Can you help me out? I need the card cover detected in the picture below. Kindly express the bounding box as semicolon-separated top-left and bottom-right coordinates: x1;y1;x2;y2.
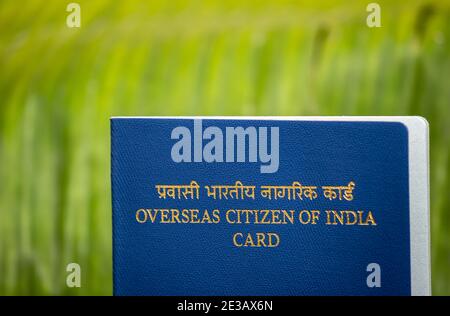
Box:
111;117;430;296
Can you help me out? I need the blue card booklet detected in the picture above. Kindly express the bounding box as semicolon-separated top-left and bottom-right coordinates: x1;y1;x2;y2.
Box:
111;117;430;296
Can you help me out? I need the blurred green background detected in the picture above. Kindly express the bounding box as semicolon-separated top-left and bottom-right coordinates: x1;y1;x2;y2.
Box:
0;0;449;295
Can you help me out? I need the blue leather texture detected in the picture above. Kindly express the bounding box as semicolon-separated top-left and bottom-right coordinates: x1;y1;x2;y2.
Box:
111;118;410;295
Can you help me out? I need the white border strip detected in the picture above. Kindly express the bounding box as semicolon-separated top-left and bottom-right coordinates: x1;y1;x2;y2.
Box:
111;116;431;295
